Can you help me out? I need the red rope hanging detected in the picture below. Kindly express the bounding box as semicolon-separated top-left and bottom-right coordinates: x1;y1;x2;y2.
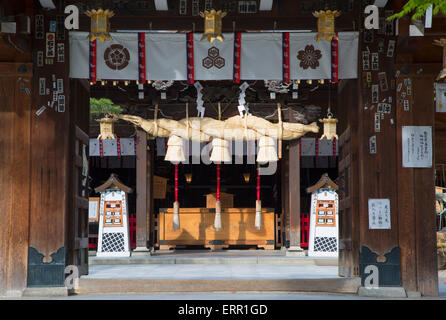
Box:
175;163;179;202
256;167;261;201
216;164;221;201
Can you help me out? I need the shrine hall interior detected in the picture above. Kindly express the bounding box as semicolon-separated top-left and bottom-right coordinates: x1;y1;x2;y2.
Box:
88;80;339;250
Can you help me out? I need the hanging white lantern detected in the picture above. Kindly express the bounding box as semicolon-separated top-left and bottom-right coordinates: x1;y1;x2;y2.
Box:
319;113;338;141
164;135;185;164
256;136;278;164
210;138;231;163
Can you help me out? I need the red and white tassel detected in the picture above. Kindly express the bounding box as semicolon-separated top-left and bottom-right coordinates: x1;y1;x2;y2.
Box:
173;163;180;230
255;167;262;230
214;164;222;231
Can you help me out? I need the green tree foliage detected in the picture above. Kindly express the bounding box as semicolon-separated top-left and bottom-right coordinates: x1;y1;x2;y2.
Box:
90;98;122;120
388;0;446;20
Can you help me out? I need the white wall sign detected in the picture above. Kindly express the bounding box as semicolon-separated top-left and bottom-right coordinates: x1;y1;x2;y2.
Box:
402;126;432;168
368;198;391;229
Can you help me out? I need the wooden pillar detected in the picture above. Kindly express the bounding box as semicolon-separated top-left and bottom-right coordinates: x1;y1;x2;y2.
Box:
288;139;302;251
287;109;302;252
134;129;151;253
396;65;439;296
0;63;32;296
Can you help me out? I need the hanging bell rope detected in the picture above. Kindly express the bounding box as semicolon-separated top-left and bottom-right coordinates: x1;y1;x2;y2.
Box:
173;163;180;230
277;103;283;159
255;165;262;230
214;103;223;231
154;104;159;137
215;163;222;231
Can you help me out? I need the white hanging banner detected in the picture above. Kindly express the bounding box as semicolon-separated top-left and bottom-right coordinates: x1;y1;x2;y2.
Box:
146;33;187;80
120;138;136;156
193;33;234;80
338;32;359;79
290;32;331;80
301;138;316;156
69;32;358;81
240;33;283;80
96;33;139;80
69;32;90;79
89;139;101;156
102;139;118;156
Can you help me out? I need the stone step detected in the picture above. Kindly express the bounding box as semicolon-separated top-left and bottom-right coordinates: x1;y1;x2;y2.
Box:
75;277;360;295
88;256;338;266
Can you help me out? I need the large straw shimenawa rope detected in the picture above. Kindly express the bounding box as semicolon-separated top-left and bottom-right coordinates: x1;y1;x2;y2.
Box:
117;114;319;142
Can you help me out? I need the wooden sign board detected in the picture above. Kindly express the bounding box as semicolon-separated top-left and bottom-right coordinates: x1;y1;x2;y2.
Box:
153;175;168;199
88;197;100;222
402;126;432;168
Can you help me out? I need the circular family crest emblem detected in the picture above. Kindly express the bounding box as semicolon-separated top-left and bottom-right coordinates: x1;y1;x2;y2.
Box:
297;45;322;70
104;44;130;70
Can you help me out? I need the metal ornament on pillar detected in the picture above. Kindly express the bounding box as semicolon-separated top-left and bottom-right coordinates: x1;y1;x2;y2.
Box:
256;136;279;164
85;8;115;42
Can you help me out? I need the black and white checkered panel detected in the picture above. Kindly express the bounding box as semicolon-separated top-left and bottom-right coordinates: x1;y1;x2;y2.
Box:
101;232;125;252
314;236;337;252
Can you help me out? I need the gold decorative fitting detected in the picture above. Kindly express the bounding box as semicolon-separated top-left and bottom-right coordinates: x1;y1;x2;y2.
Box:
319;113;338;141
243;172;250;183
199;9;227;43
97;117;116;140
85;8;115;42
185;173;192;184
313;10;341;42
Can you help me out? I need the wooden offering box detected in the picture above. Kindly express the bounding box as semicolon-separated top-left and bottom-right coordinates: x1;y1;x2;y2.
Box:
158;208;275;250
205;192;234;208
